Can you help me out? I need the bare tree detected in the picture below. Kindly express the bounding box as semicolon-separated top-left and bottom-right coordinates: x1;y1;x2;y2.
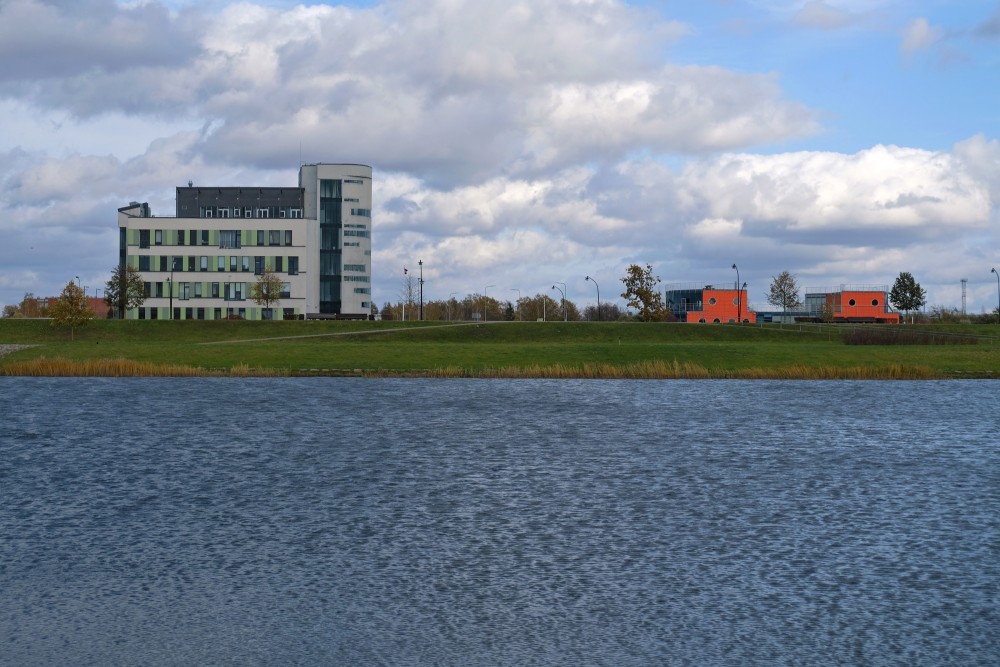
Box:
767;271;801;322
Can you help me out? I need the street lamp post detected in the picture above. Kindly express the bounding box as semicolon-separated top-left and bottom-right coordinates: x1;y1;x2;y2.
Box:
511;288;521;320
992;268;1000;325
585;276;600;321
741;282;747;323
551;283;567;321
418;260;424;321
732;264;740;323
484;284;495;322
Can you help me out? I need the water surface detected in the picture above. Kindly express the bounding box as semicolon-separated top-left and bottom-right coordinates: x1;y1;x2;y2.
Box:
2;378;998;666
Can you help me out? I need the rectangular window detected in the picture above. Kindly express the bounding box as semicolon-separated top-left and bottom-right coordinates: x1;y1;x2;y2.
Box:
185;307;193;320
269;230;280;245
350;208;371;217
184;256;193;272
241;256;250;272
284;230;292;246
256;208;269;218
214;308;222;320
344;178;364;184
288;256;299;275
201;229;210;246
143;282;151;297
254;256;264;275
289;208;302;219
212;282;219;298
189;230;197;245
280;282;291;299
344;264;366;272
279;210;286;219
230;256;237;272
139;255;151;271
200;256;208;272
159;256;167;271
320;179;341;198
219;230;241;248
257;230;265;246
177;230;185;246
139;230;150;248
204;209;213;218
275;256;283;273
218;208;229;218
217;256;225;271
194;283;202;298
155;282;164;298
197;308;205;320
284;308;295;320
154;230;163;246
181;283;190;301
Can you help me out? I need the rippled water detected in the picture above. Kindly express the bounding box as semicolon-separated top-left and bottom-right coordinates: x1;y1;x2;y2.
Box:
1;378;998;666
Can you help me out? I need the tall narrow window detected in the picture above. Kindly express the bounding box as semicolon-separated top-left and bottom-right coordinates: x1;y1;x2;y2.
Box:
288;256;299;275
284;230;292;246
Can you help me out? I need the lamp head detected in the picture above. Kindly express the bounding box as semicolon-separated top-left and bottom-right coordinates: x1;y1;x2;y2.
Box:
731;263;737;270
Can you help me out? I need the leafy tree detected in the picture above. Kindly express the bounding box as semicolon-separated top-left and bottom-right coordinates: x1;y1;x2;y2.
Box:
49;281;94;340
104;264;145;319
767;271;801;319
620;263;664;321
250;268;284;317
889;271;927;323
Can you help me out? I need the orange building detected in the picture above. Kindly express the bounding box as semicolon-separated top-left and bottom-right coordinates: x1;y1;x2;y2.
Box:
806;288;899;323
665;285;756;323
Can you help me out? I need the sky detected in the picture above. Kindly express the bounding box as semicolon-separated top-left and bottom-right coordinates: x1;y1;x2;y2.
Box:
1;0;999;314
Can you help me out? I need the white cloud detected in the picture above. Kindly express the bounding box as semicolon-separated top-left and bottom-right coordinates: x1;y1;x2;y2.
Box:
901;17;942;56
791;1;858;29
0;1;997;313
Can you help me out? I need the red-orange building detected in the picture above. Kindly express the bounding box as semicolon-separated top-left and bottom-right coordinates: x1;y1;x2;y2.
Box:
665;286;756;323
805;288;899;323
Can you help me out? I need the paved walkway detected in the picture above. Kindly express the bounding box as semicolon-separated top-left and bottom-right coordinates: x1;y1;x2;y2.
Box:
198;321;499;345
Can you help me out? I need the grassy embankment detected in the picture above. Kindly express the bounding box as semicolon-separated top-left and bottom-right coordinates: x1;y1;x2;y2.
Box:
1;318;998;378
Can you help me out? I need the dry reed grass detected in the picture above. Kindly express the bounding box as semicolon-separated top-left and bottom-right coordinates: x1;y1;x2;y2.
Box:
2;357;288;377
417;360;939;380
3;357;938;380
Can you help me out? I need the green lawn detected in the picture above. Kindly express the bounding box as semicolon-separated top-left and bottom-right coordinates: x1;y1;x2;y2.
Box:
2;319;999;377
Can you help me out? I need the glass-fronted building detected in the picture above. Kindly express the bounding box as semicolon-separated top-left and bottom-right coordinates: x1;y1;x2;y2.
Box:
117;163;372;320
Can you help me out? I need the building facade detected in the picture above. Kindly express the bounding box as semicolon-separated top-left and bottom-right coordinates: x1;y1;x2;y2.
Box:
665;284;757;323
117;164;372;320
755;285;900;324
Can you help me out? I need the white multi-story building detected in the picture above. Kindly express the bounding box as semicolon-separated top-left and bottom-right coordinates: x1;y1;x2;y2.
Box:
117;163;372;320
